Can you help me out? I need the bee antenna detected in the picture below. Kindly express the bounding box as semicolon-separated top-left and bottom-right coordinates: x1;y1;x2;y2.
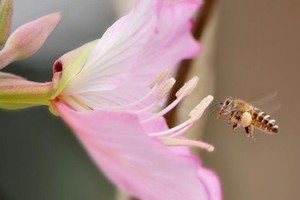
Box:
208;102;222;110
208;106;221;116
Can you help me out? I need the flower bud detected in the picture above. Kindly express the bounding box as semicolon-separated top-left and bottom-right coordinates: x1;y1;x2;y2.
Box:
0;0;14;46
0;12;62;69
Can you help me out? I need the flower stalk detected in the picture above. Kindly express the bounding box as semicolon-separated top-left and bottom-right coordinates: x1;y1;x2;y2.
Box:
0;78;53;106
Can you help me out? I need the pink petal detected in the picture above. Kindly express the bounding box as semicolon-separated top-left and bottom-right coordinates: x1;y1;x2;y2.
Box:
198;168;223;200
171;146;223;200
65;0;202;109
139;113;169;133
55;101;219;200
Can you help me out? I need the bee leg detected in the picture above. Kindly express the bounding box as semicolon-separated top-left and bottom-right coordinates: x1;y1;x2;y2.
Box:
244;125;254;138
229;114;239;133
232;122;238;131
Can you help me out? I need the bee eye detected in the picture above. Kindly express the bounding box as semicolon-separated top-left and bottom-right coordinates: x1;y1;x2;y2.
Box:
225;99;232;106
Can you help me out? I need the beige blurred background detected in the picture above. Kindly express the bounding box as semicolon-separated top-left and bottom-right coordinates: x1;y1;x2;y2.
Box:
198;0;300;200
1;0;299;200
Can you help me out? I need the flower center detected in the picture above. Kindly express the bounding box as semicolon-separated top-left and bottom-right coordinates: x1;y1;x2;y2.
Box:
60;69;215;152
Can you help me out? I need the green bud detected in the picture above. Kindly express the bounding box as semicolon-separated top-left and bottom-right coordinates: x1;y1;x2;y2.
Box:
0;0;13;46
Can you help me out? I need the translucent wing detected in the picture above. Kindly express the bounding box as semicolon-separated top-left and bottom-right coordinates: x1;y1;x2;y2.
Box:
250;92;281;114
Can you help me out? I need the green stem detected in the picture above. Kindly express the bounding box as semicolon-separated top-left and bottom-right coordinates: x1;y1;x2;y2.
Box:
0;79;53;105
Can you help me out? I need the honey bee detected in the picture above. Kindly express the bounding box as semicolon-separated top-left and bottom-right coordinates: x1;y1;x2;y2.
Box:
217;97;279;138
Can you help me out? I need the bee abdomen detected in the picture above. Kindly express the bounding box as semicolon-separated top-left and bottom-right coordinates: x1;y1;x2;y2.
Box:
252;108;278;134
271;125;279;133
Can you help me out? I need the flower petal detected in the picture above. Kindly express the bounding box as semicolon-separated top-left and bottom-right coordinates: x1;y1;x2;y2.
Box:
171;146;222;200
64;0;202;109
198;168;223;200
56;101;218;200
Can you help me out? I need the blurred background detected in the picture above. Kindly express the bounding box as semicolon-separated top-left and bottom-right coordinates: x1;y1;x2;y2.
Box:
0;0;299;199
201;0;300;200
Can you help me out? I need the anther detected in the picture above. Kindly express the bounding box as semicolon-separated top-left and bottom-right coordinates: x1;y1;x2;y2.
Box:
157;78;176;100
149;69;169;89
175;76;199;98
189;95;214;122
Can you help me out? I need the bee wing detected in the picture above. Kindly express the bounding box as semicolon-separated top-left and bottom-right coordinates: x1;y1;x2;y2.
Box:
250;92;281;114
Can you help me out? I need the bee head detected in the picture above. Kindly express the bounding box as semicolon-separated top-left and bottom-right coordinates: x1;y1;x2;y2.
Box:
217;97;234;117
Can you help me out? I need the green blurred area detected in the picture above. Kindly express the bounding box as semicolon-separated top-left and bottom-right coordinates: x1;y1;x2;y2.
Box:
0;106;114;200
0;61;116;200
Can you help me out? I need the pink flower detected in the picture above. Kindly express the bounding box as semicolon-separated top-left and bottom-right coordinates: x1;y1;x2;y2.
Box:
50;0;222;199
0;0;222;199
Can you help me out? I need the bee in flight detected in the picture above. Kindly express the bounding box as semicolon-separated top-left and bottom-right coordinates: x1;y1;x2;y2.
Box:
217;97;279;138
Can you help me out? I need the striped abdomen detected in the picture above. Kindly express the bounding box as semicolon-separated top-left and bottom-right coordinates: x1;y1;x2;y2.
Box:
251;108;279;134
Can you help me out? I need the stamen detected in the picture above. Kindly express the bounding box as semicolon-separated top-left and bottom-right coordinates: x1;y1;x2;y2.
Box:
147;96;214;137
142;77;200;124
135;101;158;114
175;76;199;98
95;85;158;111
168;124;193;137
148;120;190;137
159;137;215;152
141;95;184;124
149;69;169;89
189;95;214;122
135;77;176;114
157;78;176;100
64;96;91;111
